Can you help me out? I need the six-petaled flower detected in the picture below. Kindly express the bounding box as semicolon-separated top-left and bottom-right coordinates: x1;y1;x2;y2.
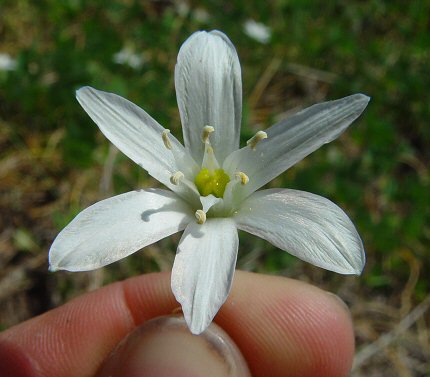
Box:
49;30;370;334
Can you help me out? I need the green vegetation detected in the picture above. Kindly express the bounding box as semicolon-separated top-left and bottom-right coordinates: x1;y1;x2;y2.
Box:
1;1;429;374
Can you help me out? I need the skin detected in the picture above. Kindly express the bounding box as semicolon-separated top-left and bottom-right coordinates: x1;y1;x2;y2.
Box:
0;270;355;377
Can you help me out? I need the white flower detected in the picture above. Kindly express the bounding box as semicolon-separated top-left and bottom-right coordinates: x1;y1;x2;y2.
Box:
243;19;272;44
49;30;369;335
113;47;146;69
0;53;17;71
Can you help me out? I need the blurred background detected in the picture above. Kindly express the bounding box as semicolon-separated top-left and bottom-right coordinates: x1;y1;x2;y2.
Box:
0;1;429;375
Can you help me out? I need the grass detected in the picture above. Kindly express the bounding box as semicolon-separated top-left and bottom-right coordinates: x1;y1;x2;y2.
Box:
0;1;429;375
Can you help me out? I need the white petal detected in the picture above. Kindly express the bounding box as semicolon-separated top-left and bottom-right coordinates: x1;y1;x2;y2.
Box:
175;31;242;164
171;218;239;334
76;87;199;196
224;94;370;200
200;194;222;213
234;189;365;274
49;189;193;271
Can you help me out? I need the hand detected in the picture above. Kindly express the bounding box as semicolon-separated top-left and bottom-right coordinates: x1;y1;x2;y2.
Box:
0;271;354;377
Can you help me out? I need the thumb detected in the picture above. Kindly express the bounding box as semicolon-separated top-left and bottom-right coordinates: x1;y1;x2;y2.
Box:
96;315;251;377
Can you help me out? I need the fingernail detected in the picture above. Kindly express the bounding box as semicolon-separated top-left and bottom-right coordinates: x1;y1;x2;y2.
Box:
325;291;351;315
96;315;251;377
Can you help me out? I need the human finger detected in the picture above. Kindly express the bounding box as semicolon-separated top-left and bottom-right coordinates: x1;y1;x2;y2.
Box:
0;270;354;377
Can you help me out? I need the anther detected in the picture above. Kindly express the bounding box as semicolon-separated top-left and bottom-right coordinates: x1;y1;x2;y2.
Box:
247;131;267;150
235;172;249;185
202;125;215;144
195;209;206;224
170;171;184;185
162;129;172;150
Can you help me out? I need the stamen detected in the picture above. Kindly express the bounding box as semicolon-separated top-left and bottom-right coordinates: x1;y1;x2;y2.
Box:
202;125;215;144
247;131;267;150
170;171;184;185
202;142;220;171
195;209;206;224
235;172;249;185
162;129;172;150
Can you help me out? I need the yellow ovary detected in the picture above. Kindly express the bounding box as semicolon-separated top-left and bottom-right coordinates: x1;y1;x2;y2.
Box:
194;168;230;198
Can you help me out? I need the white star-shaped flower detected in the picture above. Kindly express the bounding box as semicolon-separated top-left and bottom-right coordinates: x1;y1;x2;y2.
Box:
49;30;369;334
243;19;272;44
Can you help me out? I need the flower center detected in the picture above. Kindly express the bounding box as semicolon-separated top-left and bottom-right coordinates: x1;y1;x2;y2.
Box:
162;125;265;210
194;168;230;198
